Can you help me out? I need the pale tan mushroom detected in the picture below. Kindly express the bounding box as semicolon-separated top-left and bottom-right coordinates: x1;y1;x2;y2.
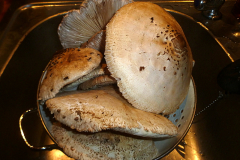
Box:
58;0;133;49
51;123;159;160
78;75;117;90
105;2;194;114
46;85;178;138
38;48;103;101
61;63;107;91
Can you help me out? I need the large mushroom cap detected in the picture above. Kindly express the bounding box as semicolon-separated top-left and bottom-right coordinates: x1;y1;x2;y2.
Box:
51;123;159;160
105;2;193;114
38;48;103;101
46;85;178;138
58;0;133;49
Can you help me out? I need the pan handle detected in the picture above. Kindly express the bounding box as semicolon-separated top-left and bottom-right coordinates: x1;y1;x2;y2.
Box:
19;108;57;150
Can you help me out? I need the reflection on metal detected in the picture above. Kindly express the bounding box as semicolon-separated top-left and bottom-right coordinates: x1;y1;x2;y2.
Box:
166;134;203;160
52;150;65;157
175;142;186;158
194;0;225;20
0;8;68;78
19;108;57;150
45;149;73;160
233;32;240;38
19;108;37;149
196;22;234;62
188;137;200;160
184;131;202;160
165;8;234;63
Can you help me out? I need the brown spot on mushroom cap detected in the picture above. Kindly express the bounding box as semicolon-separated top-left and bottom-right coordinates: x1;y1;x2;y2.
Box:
46;85;178;138
171;34;187;55
105;2;193;114
38;48;103;101
139;66;145;71
61;63;108;91
51;122;159;160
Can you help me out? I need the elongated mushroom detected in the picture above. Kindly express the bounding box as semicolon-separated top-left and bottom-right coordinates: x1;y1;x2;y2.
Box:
78;74;117;90
105;2;194;114
51;123;159;160
46;85;178;138
61;63;107;91
58;0;133;49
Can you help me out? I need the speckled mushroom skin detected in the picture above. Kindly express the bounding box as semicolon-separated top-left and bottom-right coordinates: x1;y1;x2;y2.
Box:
105;2;193;114
51;123;159;160
61;64;107;91
38;48;103;101
46;85;178;138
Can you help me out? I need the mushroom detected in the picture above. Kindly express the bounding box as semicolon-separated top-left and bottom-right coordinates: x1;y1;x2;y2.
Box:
38;1;197;160
78;74;117;90
38;48;103;101
46;85;178;138
105;2;194;114
61;30;108;91
58;0;133;49
61;63;107;91
51;123;159;160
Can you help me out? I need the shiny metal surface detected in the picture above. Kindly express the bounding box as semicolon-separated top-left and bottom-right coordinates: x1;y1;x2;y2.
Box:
0;1;240;160
194;0;225;20
19;108;58;150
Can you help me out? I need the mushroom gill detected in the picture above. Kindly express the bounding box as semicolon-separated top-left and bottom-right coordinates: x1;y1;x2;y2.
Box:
80;30;106;53
58;0;133;49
